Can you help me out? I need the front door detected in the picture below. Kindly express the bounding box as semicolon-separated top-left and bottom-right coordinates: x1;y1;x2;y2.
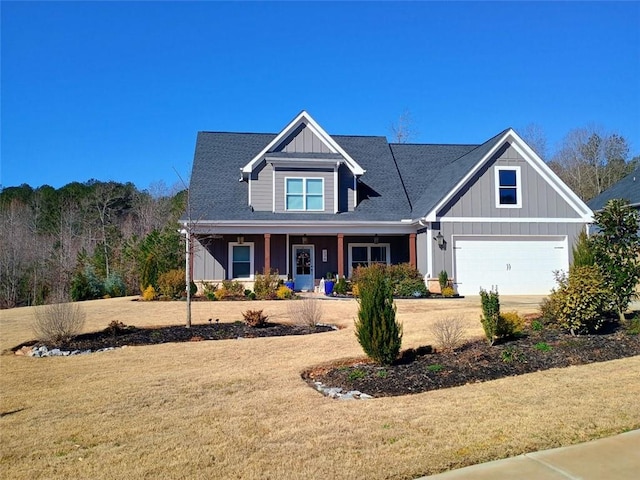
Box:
293;245;315;291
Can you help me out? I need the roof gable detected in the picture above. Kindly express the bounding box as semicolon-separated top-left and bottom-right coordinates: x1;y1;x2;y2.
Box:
413;129;593;221
241;111;365;177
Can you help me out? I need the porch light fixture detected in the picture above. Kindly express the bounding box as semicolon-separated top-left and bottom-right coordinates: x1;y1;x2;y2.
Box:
237;236;244;244
434;232;446;250
373;234;379;244
302;235;308;244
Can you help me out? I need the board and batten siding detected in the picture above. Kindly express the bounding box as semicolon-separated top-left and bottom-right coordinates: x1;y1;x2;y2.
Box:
274;168;334;213
439;143;581;219
251;161;273;212
193;236;226;281
275;124;332;154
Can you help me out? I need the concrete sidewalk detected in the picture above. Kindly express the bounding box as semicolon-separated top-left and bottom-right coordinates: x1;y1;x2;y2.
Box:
419;430;640;479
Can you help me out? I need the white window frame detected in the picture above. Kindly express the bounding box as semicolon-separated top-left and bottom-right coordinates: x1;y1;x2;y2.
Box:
228;242;254;280
284;177;324;212
495;166;522;209
348;243;391;276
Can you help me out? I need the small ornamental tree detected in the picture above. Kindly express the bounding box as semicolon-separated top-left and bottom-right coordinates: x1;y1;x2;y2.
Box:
354;264;403;365
591;199;640;322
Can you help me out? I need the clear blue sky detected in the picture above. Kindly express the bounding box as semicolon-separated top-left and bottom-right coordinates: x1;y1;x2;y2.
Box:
2;1;639;191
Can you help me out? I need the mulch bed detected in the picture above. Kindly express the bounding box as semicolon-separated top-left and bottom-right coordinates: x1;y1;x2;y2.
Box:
13;321;336;352
302;326;640;397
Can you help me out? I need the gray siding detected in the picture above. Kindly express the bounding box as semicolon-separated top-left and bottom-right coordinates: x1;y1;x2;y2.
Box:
439;143;580;219
416;229;428;275
338;164;355;212
430;221;585;278
193;236;226;281
251;161;273;212
276;124;332;153
274;168;334;213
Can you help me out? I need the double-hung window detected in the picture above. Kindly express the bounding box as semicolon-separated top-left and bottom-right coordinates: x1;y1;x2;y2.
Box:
285;178;324;211
228;242;254;279
349;243;390;275
495;166;522;208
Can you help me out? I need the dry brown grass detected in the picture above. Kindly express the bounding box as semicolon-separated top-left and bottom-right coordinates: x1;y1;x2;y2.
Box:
1;295;639;479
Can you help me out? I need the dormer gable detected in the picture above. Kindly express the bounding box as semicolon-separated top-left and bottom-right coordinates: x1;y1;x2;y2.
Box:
241;111;365;177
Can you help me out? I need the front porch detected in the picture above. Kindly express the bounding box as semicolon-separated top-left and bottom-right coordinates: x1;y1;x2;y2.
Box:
191;232;417;290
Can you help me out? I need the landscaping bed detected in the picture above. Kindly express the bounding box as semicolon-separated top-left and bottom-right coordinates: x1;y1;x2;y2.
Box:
13;321;336;353
303;325;640;397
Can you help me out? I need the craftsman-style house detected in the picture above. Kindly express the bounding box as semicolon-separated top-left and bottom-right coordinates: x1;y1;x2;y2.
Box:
183;111;592;295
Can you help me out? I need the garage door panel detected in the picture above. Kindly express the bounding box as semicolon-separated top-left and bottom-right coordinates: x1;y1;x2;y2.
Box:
453;236;568;296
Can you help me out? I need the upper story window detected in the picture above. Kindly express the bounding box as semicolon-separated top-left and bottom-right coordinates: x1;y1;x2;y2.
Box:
495;166;522;208
285;178;324;211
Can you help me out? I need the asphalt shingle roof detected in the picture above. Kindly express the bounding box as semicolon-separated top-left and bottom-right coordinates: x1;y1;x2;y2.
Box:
587;167;640;210
186;128;510;222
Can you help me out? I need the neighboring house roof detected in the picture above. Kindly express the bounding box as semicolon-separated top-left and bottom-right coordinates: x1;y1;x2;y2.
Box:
588;167;640;210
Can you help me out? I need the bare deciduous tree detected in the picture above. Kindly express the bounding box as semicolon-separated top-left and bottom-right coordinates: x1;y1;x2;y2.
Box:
550;127;631;201
390;109;419;143
519;123;548;160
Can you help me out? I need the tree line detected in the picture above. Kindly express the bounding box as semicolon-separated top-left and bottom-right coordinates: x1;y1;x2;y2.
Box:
513;125;638;202
0;180;186;308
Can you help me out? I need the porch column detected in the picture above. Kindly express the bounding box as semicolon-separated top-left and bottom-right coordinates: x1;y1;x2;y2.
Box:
337;234;345;278
409;233;417;269
264;233;271;273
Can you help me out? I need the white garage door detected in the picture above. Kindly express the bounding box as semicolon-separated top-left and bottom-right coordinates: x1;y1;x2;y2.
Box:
453;236;568;296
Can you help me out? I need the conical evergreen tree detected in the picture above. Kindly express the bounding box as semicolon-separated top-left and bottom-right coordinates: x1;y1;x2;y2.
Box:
354;264;402;365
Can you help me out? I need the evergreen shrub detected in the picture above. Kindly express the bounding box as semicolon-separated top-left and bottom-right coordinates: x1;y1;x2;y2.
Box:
546;267;615;335
479;288;500;345
104;273;126;298
158;269;186;299
354;264;403;365
71;265;104;301
253;269;279;300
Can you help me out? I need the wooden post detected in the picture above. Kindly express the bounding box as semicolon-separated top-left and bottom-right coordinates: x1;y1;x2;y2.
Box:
337;234;344;278
409;233;416;268
264;233;271;273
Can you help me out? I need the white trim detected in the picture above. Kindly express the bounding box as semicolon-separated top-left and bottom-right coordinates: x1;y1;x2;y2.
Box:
423;129;593;222
333;164;339;214
284;177;325;212
242;111;365;176
286;234;290;275
347;243;391;277
272;167;276;213
495;165;522;208
228;242;255;280
191;222;417;235
248;175;252;207
426;225;434;278
439;216;589;223
353;176;357;209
